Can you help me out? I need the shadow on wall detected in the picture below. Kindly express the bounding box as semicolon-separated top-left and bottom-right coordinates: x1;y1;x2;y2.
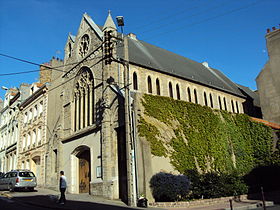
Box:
244;165;280;204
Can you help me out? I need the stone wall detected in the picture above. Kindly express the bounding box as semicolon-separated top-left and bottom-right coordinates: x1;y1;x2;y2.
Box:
129;64;245;114
149;194;248;208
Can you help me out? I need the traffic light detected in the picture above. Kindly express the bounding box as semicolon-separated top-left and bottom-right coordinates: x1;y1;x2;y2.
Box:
104;30;113;65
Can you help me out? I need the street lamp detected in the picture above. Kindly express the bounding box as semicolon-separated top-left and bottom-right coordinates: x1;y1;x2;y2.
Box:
116;16;124;35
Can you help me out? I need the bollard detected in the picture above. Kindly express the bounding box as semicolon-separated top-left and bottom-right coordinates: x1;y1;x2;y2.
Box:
137;197;148;208
261;187;266;210
229;199;233;210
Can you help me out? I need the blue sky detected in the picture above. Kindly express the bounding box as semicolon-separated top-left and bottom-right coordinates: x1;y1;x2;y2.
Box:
0;0;279;100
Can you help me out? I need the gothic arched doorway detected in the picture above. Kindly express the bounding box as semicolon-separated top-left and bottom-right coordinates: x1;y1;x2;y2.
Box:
76;146;91;193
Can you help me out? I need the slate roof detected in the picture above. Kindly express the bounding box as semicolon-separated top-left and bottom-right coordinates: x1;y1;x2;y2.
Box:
117;37;245;98
236;84;260;107
72;13;245;98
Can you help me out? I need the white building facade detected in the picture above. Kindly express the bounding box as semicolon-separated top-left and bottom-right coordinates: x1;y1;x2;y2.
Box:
17;83;48;187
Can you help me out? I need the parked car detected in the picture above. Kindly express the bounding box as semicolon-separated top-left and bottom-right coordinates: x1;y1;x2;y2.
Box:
0;170;37;192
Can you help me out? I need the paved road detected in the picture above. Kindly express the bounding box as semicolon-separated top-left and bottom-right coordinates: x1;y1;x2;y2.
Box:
0;189;159;210
0;196;48;210
1;188;279;210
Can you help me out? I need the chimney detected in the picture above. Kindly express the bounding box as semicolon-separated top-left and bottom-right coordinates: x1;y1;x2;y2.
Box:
128;33;137;40
202;61;209;68
267;28;270;33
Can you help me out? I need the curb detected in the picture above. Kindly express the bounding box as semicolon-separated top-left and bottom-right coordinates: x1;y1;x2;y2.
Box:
224;201;274;210
0;191;13;199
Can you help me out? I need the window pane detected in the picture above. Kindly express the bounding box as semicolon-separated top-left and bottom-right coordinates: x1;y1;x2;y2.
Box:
19;172;35;177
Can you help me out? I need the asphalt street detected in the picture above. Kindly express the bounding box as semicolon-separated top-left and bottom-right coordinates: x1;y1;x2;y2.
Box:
0;188;279;210
0;196;48;210
0;189;155;210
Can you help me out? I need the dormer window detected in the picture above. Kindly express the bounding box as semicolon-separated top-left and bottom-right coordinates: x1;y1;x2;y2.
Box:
79;34;90;57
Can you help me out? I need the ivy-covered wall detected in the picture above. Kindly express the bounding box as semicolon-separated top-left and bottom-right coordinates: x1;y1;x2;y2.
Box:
138;94;275;175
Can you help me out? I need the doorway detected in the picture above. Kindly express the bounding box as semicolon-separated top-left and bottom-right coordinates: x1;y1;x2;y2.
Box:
77;148;91;193
117;126;128;203
32;156;41;185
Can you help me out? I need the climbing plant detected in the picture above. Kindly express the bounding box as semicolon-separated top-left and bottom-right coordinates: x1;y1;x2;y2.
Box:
138;94;275;175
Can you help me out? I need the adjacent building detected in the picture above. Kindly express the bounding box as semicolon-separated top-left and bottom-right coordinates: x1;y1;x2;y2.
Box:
17;83;48;187
0;84;30;172
256;26;280;124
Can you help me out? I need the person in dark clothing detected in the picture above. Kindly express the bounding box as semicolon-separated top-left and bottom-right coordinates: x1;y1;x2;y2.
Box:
59;171;67;204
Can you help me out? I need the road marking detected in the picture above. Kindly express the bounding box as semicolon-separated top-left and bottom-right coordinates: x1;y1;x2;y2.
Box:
0;196;14;203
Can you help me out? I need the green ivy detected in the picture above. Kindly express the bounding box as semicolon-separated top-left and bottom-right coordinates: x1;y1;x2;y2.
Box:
138;116;168;157
138;94;275;175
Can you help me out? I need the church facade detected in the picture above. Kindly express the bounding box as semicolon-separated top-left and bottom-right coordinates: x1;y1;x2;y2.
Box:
39;12;257;204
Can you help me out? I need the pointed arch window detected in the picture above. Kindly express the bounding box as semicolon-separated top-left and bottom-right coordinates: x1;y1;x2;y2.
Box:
74;67;94;131
156;78;160;95
218;96;222;110
236;101;239;113
223;97;227;111
133;72;138;90
187;87;191;102
231;100;235;113
68;43;72;58
147;76;152;93
176;84;180;100
209;93;213;108
194;89;198;104
204;92;208;106
169;82;173;98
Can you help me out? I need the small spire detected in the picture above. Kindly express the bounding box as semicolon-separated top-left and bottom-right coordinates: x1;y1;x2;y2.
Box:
103;10;116;31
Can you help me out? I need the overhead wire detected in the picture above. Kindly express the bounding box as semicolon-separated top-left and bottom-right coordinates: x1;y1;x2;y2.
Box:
0;0;263;90
0;53;66;73
131;0;209;32
0;45;125;94
140;0;234;34
0;53;100;77
142;0;263;41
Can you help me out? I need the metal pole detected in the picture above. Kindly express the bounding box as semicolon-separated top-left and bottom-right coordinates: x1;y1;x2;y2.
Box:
229;199;233;210
261;186;266;210
124;36;135;206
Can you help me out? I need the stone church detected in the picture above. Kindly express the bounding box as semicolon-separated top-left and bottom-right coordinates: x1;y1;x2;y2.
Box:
41;12;259;204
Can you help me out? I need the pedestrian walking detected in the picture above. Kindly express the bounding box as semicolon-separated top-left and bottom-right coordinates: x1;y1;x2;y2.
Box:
59;170;67;205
